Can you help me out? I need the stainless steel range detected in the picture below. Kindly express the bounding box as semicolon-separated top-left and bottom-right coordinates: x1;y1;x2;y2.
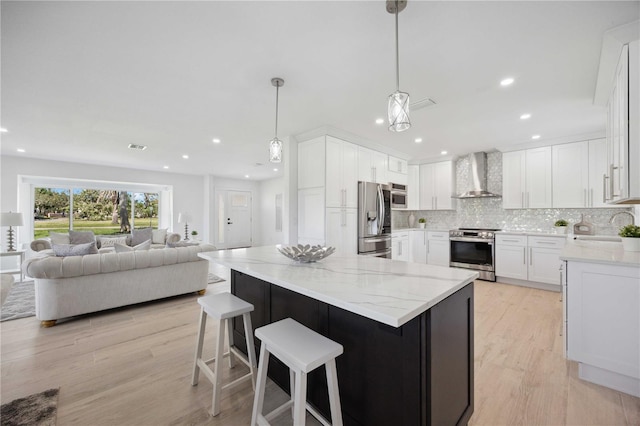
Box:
449;228;500;281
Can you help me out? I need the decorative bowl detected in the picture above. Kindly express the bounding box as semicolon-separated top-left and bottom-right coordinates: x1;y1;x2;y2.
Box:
277;244;335;263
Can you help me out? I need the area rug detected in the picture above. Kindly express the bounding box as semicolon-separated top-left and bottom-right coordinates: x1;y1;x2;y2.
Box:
0;281;35;322
207;273;225;284
0;388;59;426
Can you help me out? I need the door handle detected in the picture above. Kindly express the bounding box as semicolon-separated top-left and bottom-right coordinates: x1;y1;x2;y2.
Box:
529;247;532;265
523;247;526;264
603;173;610;202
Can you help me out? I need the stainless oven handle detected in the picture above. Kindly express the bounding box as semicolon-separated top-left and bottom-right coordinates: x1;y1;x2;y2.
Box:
450;237;492;243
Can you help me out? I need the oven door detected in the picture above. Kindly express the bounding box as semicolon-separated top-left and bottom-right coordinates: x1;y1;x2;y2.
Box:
449;238;494;271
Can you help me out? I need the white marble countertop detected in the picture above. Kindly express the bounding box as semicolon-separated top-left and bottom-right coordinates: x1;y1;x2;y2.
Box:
560;240;640;267
199;246;478;327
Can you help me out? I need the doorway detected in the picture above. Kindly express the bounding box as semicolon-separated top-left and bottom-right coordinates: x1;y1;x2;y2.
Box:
216;190;252;249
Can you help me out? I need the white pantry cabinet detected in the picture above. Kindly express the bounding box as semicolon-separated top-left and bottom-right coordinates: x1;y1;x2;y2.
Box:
325;136;358;208
407;165;420;210
358;147;388;184
426;231;449;266
502;147;552;209
566;260;640;397
325;207;357;255
298;187;325;246
392;231;409;261
419;161;455;210
409;230;427;263
298;137;326;189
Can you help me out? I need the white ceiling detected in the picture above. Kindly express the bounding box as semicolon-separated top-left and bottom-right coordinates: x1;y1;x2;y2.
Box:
2;1;639;180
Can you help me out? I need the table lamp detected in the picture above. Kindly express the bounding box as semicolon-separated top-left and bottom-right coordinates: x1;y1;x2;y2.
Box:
178;212;192;240
1;212;24;252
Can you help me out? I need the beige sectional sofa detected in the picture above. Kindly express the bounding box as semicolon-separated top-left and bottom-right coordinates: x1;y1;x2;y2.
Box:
23;244;216;326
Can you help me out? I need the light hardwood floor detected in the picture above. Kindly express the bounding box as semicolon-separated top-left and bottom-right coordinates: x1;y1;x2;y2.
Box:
1;278;638;425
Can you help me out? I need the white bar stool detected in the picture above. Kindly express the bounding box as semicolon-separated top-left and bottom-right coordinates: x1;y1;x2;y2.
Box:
251;318;343;426
191;293;258;416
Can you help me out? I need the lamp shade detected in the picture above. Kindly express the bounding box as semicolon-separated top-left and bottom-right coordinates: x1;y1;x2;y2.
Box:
388;91;411;132
269;138;283;163
178;212;192;224
1;212;24;227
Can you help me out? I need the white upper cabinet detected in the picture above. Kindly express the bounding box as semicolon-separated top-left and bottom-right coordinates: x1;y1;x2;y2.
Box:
298;137;326;189
419;161;455;210
388;156;408;174
358;147;388;184
325;136;358;208
605;40;640;204
552;141;589;208
407;165;420;210
502;147;551;209
588;138;610;208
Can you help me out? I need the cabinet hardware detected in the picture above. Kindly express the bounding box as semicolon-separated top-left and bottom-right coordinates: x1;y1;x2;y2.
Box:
603;173;610;202
529;247;533;265
537;241;556;245
502;239;520;243
523;247;526;264
521;192;525;208
584;188;587;208
590;188;593;207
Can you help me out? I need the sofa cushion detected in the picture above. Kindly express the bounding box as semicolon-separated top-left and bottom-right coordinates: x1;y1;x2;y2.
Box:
166;241;199;248
52;241;99;257
49;232;70;245
131;228;153;246
114;239;151;253
152;228;168;244
99;236;128;248
69;230;96;245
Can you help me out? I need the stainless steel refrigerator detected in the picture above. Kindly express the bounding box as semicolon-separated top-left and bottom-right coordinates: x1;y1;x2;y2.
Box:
358;181;392;258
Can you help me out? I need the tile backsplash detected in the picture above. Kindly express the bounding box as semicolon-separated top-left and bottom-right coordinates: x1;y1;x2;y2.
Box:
393;152;635;235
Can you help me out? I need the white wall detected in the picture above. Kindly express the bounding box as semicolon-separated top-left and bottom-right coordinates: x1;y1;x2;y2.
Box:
258;177;286;246
0;155;205;250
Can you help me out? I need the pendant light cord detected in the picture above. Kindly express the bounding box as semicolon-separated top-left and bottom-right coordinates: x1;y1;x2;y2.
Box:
274;82;280;138
395;1;400;92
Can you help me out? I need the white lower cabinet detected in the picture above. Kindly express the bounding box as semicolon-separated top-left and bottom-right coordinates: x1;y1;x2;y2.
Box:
325;208;357;255
392;231;409;261
427;231;449;266
495;234;565;288
409;230;427;263
566;260;640;397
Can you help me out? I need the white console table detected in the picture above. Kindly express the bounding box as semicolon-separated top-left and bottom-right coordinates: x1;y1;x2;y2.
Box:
0;250;25;282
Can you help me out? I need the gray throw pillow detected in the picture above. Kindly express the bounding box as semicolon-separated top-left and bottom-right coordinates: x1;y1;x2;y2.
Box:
49;232;70;245
69;230;96;244
52;241;99;257
131;228;153;246
114;239;151;253
98;236;128;248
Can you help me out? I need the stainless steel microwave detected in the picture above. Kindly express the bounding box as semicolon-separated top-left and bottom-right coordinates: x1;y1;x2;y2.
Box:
390;183;407;209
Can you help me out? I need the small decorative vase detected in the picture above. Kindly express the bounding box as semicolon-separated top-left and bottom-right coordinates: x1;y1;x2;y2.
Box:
555;226;567;234
419;222;426;229
408;213;416;228
621;237;640;252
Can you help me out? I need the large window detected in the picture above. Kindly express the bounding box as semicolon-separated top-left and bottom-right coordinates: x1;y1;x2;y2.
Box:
33;187;159;239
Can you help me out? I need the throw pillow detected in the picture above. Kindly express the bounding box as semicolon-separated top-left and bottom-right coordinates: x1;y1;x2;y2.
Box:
49;232;70;245
69;230;96;244
131;228;153;246
151;228;168;244
52;241;99;257
114;239;151;253
99;236;128;248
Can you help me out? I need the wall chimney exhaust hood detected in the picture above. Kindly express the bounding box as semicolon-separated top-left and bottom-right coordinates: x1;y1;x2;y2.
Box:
455;152;501;198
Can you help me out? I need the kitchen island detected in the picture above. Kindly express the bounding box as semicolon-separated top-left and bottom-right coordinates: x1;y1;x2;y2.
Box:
199;246;478;425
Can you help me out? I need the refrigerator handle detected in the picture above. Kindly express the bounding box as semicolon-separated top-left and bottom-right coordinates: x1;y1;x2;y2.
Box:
377;185;384;235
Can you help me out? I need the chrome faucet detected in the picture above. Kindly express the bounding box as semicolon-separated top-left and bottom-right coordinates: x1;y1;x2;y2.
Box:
609;211;636;225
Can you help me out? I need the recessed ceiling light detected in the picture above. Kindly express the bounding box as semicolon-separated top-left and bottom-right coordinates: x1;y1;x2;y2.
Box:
500;78;514;86
414;138;423;143
212;138;221;144
245;175;250;178
0;128;8;133
441;150;447;155
163;165;169;169
273;168;278;172
520;113;531;120
182;154;189;159
531;134;541;140
375;118;384;125
16;148;25;153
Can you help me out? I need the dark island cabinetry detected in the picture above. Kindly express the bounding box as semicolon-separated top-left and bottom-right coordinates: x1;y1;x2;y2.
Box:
231;270;473;425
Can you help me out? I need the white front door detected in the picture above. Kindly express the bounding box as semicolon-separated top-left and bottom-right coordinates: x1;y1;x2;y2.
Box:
216;190;252;249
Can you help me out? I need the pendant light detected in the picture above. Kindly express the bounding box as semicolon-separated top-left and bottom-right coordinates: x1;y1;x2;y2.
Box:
387;0;410;132
269;77;284;163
